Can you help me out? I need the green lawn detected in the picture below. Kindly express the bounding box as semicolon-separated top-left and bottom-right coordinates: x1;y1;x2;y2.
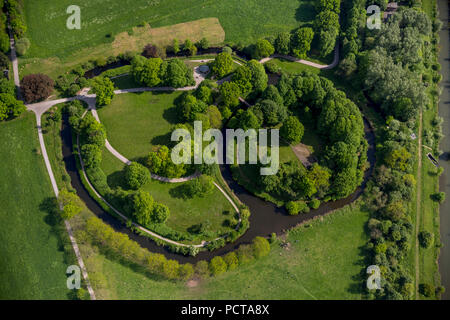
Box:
267;58;321;75
0;112;72;299
78;202;369;299
98;91;182;161
418;85;441;298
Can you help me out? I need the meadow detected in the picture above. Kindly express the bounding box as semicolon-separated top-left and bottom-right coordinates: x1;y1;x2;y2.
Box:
98;91;181;161
0;112;72;299
76;202;369;299
20;0;315;77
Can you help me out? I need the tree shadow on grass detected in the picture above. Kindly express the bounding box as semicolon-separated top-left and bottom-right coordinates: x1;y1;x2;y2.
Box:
162;106;179;125
346;242;371;296
345;217;373;297
151;131;174;147
169;184;193;200
107;170;128;190
39;197;79;300
295;1;316;23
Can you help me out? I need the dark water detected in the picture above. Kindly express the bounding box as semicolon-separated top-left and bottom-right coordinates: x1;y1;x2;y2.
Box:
61;112;375;263
438;0;450;300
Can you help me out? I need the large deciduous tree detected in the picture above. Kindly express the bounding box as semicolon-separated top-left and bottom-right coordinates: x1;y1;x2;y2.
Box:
21;73;54;103
92;77;115;106
211;52;234;78
291;27;314;59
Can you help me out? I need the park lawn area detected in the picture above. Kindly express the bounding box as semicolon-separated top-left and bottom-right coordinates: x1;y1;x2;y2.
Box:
99;141;235;241
21;0;316;78
98;91;182;161
266;58;321;75
0;112;72;299
111;74;141;90
78;202;369;299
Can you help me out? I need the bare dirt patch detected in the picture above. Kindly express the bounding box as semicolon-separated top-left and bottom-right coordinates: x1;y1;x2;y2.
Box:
20;18;225;79
112;18;225;54
291;143;316;168
187;279;200;288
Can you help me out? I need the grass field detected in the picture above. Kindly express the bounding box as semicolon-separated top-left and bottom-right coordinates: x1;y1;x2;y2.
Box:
98;91;181;161
75;201;368;299
266;58;321;75
0;112;72;299
414;0;442;298
21;0;315;78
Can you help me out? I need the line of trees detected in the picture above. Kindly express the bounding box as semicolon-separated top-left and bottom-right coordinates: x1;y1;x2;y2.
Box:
85;215;270;281
131;55;194;88
357;6;445;299
0;78;25;120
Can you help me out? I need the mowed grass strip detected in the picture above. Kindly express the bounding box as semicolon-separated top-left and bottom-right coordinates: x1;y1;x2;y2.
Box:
80;203;368;299
0;113;71;299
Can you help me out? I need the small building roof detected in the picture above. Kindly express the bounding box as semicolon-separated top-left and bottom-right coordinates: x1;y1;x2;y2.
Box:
198;65;210;74
387;2;398;10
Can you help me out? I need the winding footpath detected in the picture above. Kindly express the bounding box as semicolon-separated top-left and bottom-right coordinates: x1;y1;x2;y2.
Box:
259;44;339;70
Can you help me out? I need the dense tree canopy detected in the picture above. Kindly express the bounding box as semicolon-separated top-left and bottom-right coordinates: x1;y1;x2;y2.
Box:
21;73;54;103
211;52;234;78
92;77;115;106
125;162;151;190
281;116;304;143
252;39;275;60
291;27;314;59
0;92;25;121
274;32;291;55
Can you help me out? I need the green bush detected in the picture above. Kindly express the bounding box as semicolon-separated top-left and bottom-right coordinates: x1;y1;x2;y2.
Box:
419;283;435;297
252;236;270;258
125;162;151;190
209;256;227;275
286;201;300;215
223;252;238;270
309;199;321;209
15;37;30;56
0;33;10;53
195;260;210;277
81;143;102;168
431;192;445;203
419;231;434;249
